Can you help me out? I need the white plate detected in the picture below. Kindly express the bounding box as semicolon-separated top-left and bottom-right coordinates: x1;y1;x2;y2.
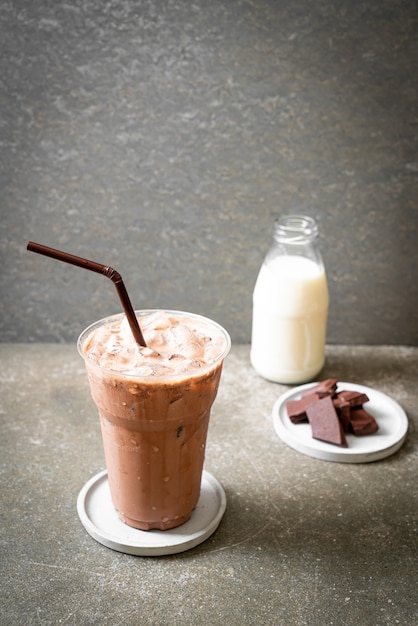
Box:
272;382;408;463
77;469;226;556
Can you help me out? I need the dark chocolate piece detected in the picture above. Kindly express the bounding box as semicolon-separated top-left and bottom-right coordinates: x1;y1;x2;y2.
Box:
349;407;379;436
333;400;351;433
286;393;321;424
334;390;369;408
301;378;338;398
306;396;348;447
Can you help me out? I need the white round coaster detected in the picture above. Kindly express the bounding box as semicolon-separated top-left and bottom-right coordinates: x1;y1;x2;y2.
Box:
272;381;408;463
77;469;226;556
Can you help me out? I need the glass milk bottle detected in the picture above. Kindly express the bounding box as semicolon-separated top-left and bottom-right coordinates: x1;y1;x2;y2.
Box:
250;215;329;384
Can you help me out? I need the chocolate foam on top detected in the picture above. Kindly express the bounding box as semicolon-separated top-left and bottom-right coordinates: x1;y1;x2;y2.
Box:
82;311;228;376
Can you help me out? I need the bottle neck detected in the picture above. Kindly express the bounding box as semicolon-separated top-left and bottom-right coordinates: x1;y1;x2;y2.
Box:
273;215;318;245
268;215;323;266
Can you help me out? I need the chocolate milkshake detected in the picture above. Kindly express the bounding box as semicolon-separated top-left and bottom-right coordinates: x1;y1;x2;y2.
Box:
78;310;230;531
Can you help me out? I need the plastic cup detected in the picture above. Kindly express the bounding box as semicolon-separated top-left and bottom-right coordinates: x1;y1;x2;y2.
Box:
77;310;231;531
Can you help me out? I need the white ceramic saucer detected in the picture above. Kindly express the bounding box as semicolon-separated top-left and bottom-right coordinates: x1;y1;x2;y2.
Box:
77;469;226;556
272;381;408;463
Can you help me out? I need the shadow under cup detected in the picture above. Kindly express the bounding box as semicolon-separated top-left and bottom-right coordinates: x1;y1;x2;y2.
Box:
77;310;231;531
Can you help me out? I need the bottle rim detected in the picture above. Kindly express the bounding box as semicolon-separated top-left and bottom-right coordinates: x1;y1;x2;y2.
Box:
273;214;318;243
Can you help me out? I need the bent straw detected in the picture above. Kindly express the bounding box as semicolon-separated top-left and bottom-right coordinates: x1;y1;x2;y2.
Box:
27;241;147;347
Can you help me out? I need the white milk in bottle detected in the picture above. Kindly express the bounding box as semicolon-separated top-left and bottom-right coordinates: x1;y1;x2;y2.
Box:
251;215;329;384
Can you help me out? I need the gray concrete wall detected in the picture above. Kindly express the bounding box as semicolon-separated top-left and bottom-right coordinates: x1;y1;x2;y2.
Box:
1;0;417;345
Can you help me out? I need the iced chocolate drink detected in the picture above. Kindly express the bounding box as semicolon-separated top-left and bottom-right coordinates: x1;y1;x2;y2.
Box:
78;310;230;531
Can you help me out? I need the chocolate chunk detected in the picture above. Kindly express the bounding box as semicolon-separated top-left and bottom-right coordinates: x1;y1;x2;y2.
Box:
334;390;369;408
306;396;348;447
333;400;351;433
349;407;379;436
286;393;321;424
301;378;338;398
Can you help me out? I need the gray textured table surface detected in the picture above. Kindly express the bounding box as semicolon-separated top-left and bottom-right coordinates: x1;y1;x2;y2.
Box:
1;344;417;626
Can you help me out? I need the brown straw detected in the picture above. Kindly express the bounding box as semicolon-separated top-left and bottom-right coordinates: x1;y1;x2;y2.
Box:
27;241;147;346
